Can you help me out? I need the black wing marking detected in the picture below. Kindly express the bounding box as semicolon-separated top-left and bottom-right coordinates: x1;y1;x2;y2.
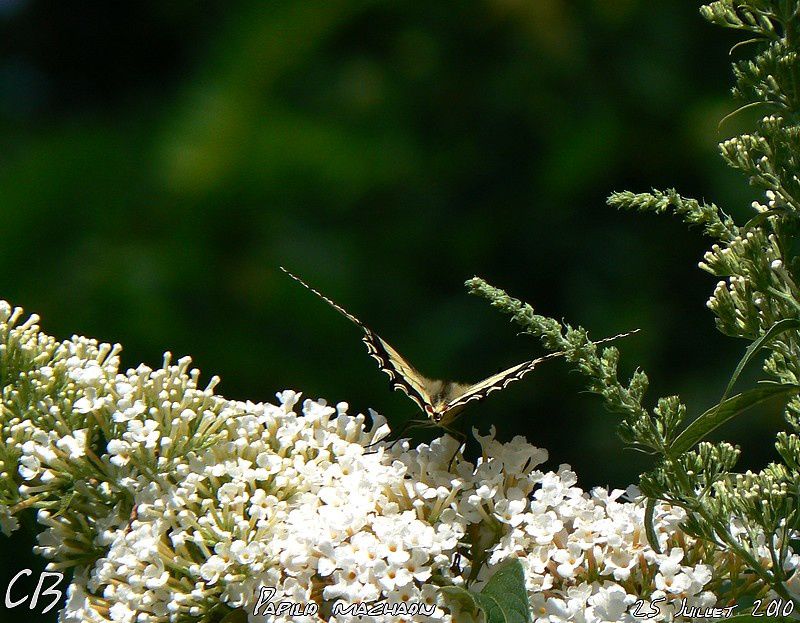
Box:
280;267;434;412
444;351;565;411
361;332;434;412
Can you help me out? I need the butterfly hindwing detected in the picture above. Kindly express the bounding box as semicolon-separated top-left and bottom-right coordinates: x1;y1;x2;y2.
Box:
281;268;435;412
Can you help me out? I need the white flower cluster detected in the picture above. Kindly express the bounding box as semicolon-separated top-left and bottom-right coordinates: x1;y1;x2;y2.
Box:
0;300;795;622
62;390;465;623
481;465;719;622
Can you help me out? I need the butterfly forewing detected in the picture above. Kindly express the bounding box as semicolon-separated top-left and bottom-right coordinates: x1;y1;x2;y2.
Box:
281;267;436;413
439;331;637;418
360;330;435;412
443;352;564;413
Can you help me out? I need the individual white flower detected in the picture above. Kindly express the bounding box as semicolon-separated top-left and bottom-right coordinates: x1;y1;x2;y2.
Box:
525;509;564;544
494;493;528;526
657;548;684;576
111;397;146;422
553;543;585;579
324;570;370;602
654;569;692;595
587;583;637;622
200;555;229;584
108;601;136;622
598;544;637;581
683;564;713;596
124;419;160;448
56;429;88;458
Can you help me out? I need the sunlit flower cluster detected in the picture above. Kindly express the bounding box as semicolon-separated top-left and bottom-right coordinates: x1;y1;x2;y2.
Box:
0;300;795;622
60;390;466;623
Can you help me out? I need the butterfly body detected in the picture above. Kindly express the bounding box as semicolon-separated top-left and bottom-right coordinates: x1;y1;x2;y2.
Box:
420;379;471;424
281;267;574;428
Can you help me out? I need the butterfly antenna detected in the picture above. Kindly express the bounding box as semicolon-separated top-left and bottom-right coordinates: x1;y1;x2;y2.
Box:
280;267;363;327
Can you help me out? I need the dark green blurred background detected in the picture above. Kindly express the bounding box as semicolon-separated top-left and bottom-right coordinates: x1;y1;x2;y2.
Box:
0;1;783;620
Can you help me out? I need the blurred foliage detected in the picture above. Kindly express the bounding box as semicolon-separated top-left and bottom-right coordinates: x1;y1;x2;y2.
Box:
0;1;783;619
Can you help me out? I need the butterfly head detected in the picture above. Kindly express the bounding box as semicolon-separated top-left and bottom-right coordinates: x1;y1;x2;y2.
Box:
421;380;472;426
425;403;445;423
426;399;467;427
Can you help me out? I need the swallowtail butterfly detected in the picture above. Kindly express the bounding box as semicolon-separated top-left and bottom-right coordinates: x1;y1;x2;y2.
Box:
282;267;635;428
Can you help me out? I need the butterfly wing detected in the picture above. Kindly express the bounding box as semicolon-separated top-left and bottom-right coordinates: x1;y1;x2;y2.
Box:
281;268;435;412
443;350;566;413
361;331;434;412
440;330;639;422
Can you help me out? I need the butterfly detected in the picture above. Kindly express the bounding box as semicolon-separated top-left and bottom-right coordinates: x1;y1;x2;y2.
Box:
282;268;635;430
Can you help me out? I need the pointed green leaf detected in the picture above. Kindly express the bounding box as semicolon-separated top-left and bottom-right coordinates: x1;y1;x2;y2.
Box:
440;558;532;623
53;490;76;518
718;318;800;408
670;383;799;457
743;208;782;229
644;497;662;554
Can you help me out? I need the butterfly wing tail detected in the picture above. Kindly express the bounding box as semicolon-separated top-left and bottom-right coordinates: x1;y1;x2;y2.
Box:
593;328;640;346
532;328;638;363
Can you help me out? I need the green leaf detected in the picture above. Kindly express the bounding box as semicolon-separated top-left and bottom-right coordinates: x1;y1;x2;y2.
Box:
440;586;483;622
53;490;76;518
644;497;662;554
669;383;799;457
220;608;249;623
717;318;800;408
743;208;782;230
442;558;531;623
477;558;532;623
